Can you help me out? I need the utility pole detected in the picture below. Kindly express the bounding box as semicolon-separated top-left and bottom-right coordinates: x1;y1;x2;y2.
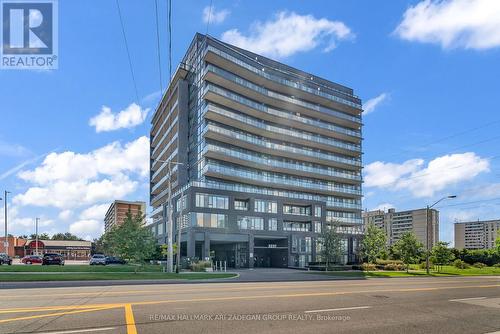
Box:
425;195;456;274
167;161;173;273
35;218;40;256
4;191;10;253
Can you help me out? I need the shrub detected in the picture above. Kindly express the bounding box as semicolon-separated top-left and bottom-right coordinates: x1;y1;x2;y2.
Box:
473;262;486;269
419;262;428;270
453;259;470;269
493;263;500;268
383;263;405;271
361;263;376;271
190;260;212;272
375;259;404;265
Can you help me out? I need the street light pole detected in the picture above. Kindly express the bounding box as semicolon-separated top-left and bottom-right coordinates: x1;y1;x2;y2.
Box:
4;191;10;253
176;186;185;274
426;195;456;274
35;218;40;256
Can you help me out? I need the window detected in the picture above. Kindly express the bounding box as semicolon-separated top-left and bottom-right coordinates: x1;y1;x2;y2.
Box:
314;221;322;233
158;223;164;235
194;213;228;228
292;235;312;253
195;193;229;209
255;199;277;213
176;195;187;212
237;216;264;230
283;222;310;232
268;218;278;231
314;206;322;217
234;199;249;211
283;204;311;216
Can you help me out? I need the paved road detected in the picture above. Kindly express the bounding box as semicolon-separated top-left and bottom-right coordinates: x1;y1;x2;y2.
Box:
0;275;499;334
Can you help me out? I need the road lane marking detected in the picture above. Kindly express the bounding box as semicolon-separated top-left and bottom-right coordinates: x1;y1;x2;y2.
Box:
0;284;498;317
32;327;117;334
449;297;487;302
124;304;137;334
0;306;119;324
305;306;372;313
0;279;497;300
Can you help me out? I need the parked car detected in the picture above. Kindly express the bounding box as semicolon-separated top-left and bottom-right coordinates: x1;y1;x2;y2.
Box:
105;256;126;265
89;254;107;265
0;253;12;265
42;253;65;265
21;255;43;265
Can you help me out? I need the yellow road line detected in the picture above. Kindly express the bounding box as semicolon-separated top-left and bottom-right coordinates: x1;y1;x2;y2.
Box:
0;278;496;300
0;303;124;314
0;306;119;324
124;304;137;334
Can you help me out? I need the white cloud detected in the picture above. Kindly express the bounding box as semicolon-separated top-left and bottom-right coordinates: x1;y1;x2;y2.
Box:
365;152;490;197
58;210;73;221
69;220;103;240
371;203;396;212
79;203;110;221
203;5;230;24
395;0;500;50
89;103;150;133
14;136;148;210
0;140;30;157
221;11;354;58
363;93;388;115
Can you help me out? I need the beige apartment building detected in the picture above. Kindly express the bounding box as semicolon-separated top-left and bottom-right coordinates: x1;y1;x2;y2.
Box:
104;200;146;233
363;208;439;247
454;220;500;250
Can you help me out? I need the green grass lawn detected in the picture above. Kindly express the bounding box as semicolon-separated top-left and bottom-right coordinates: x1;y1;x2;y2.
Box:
314;265;500;278
0;272;236;281
0;264;163;272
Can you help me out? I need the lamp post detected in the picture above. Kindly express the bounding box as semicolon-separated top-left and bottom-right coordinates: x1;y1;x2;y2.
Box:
3;191;10;253
154;158;184;273
426;195;456;274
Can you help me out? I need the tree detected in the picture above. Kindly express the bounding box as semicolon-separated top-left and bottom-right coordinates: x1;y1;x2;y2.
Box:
30;233;50;240
321;224;344;270
496;230;500;254
392;232;424;272
430;241;455;272
51;232;82;241
105;210;156;264
360;223;387;264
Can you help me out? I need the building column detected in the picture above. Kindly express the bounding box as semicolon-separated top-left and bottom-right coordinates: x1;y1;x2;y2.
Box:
248;234;254;268
203;232;210;261
187;230;195;259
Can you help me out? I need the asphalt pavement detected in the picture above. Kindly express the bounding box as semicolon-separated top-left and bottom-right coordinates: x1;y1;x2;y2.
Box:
0;271;499;334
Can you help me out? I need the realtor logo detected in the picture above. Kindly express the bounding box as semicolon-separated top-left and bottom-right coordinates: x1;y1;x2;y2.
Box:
1;0;58;69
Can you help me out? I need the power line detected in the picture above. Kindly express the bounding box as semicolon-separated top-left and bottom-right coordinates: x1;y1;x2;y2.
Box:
154;0;163;93
115;0;140;103
435;196;500;209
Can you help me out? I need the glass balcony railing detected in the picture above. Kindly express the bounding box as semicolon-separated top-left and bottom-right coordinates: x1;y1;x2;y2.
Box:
204;144;361;181
204;123;362;167
204;163;362;195
203;65;361;124
205;45;362;109
205;104;361;153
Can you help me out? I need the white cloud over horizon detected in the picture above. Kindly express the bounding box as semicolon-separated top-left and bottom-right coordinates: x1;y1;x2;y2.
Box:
221;11;354;58
89;103;150;133
363;93;388;115
395;0;500;50
364;152;490;198
202;5;230;24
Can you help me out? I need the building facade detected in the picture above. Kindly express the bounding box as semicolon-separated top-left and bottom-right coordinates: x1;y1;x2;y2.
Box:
148;33;363;268
104;200;146;233
15;239;92;260
454;220;500;250
363;208;439;247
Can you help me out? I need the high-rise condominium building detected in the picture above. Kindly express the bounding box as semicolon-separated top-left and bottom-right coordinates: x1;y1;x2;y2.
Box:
148;33;363;268
104;200;146;233
363;208;439;247
454;220;500;250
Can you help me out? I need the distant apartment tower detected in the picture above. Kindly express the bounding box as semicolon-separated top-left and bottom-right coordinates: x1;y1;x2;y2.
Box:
454;220;500;250
104;200;146;233
148;33;363;268
363;208;439;247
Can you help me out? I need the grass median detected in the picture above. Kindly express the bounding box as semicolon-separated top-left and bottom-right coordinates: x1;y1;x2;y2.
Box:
313;265;500;278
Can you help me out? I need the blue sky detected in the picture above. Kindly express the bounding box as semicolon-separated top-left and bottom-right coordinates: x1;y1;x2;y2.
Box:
1;0;499;243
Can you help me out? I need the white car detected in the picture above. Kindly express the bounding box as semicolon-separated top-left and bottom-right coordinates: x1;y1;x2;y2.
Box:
89;254;107;265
